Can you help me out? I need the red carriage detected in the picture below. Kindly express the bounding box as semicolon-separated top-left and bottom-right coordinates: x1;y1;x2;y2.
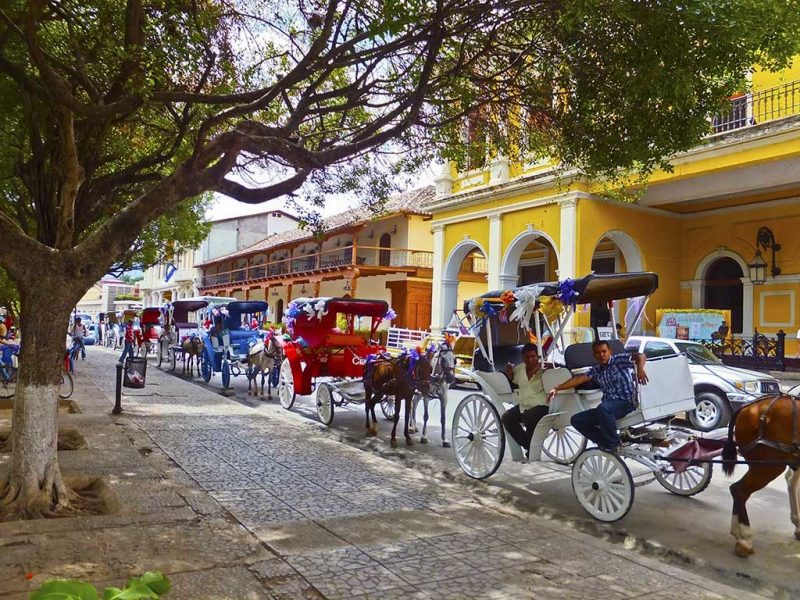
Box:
276;297;391;425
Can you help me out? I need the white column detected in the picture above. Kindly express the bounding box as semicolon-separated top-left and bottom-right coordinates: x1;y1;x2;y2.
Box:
431;224;446;332
441;278;460;332
498;274;519;289
688;279;703;308
487;214;503;290
557;197;578;280
741;278;754;336
558;197;578;341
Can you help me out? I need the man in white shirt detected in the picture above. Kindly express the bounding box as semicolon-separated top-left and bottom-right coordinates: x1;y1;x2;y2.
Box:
502;343;549;458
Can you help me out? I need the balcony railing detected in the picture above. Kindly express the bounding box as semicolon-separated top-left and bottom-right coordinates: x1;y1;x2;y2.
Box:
201;245;434;288
711;79;800;134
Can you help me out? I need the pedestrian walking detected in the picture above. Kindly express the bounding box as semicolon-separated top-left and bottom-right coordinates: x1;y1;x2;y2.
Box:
118;320;142;365
71;318;87;360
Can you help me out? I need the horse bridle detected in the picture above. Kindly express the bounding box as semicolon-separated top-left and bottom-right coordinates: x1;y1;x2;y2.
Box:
431;341;456;386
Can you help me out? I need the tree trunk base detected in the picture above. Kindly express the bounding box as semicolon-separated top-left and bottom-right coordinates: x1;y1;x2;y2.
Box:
0;473;111;521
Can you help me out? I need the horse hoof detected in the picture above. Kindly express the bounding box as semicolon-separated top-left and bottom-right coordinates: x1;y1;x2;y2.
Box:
420;437;428;444
390;438;398;448
406;437;414;447
442;441;451;448
795;530;800;541
734;542;754;558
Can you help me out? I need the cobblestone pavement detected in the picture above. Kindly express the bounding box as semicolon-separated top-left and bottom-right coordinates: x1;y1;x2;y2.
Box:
0;348;771;598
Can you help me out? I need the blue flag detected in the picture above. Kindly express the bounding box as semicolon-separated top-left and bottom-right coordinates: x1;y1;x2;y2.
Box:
164;262;177;282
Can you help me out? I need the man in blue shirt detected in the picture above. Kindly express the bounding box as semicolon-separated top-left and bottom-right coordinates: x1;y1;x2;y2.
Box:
547;340;648;451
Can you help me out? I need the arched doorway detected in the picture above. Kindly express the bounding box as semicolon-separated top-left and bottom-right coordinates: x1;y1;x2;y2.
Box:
440;240;489;328
589;231;644;336
703;258;743;334
378;233;391;266
275;299;284;324
499;229;560;290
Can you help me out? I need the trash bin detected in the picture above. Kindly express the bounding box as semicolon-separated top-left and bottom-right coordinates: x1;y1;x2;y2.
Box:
123;357;147;388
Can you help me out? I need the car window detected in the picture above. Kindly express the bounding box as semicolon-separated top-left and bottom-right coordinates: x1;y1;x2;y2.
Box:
674;342;722;364
643;341;676;358
624;341;640;353
787;384;800;397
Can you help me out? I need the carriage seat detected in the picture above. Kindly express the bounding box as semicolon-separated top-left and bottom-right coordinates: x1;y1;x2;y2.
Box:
472;344;524;372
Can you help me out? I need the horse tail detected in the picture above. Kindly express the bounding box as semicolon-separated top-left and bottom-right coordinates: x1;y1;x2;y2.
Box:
721;406;741;477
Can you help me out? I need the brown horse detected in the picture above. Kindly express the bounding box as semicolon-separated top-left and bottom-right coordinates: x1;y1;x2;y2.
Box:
722;393;800;557
181;335;204;377
363;351;433;448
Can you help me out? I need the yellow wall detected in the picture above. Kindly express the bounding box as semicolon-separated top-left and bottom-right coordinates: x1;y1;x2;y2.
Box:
407;215;434;251
444;219;490;257
500;203;561;252
456;282;489;315
752;58;800;91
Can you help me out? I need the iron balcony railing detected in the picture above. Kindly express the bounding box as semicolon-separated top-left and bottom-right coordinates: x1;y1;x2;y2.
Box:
711;79;800;134
200;245;435;288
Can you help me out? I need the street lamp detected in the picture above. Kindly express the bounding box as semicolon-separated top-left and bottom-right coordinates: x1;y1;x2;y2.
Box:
748;226;780;286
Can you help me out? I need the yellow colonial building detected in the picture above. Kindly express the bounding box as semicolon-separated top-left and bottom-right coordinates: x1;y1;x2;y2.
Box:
429;61;800;351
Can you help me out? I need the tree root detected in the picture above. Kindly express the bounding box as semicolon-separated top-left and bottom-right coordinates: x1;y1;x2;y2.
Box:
0;472;110;521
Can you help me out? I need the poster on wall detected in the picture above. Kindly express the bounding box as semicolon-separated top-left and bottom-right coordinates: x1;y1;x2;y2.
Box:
655;309;732;341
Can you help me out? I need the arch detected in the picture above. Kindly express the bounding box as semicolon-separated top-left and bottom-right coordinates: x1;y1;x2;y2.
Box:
275;298;284;324
499;228;560;284
591;230;644;273
694;249;749;281
444;239;489;281
704;257;744;334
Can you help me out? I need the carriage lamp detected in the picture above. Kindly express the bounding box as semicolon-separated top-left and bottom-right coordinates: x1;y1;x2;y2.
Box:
748;226;780;286
343;280;352;292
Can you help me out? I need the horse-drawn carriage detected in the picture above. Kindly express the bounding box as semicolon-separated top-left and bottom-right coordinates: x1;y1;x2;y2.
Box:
201;300;274;389
451;272;715;522
276;297;392;425
103;311;122;349
159;298;208;374
140;307;163;358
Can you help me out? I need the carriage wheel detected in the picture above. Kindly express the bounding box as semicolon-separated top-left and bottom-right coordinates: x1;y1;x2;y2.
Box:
316;382;335;426
655;462;713;497
572;449;634;522
543;426;587;465
380;397;396;420
221;360;231;389
59;369;74;399
201;354;212;383
451;393;505;480
278;358;296;409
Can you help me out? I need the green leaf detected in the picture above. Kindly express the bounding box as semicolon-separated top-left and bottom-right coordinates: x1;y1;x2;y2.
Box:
102;572;170;600
30;580;100;600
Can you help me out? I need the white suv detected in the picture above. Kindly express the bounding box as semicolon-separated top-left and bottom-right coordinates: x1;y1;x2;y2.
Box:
625;336;780;431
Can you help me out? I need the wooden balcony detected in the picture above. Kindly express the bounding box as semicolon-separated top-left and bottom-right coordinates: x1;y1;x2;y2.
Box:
200;245;437;289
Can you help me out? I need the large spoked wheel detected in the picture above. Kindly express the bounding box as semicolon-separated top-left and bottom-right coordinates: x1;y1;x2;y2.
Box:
0;367;18;399
380;396;396;420
316;382;335;426
278;358;296;409
655;462;713;497
543;426;588;465
59;369;74;399
201;354;212;383
451;394;505;480
221;360;231;389
572;449;634;522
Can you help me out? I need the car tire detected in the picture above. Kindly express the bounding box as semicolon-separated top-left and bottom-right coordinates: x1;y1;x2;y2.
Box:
689;391;730;431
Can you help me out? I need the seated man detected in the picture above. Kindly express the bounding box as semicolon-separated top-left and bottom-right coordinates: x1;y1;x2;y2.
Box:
546;340;648;452
501;343;549;459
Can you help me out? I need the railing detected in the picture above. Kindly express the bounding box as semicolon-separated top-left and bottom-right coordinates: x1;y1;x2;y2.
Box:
200;245;434;288
700;329;786;372
711;79;800;134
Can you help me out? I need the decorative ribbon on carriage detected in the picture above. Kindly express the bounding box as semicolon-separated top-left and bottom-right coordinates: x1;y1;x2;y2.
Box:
301;299;328;322
382;308;397;322
466;298;500;334
284;301;302;334
507;284;544;332
557;278;579;308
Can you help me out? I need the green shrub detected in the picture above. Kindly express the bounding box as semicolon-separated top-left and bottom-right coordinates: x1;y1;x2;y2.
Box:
30;571;170;600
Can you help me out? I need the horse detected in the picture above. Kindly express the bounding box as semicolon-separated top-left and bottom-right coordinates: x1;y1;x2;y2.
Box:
244;333;281;398
363;349;433;448
181;335;204;377
721;393;800;557
410;339;456;447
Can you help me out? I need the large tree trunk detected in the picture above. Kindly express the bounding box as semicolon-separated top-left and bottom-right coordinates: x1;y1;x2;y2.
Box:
0;285;80;519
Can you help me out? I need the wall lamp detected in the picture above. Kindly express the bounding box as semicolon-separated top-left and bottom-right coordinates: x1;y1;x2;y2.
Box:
748;226;780;286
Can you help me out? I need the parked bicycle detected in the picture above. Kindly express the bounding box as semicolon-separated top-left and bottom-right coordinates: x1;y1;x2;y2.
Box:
0;346;74;399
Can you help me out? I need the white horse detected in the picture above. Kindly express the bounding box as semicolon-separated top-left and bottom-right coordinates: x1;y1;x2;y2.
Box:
245;333;282;398
411;339;456;447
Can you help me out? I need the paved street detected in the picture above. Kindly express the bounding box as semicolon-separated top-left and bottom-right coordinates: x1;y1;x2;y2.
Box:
0;344;778;599
161;348;800;598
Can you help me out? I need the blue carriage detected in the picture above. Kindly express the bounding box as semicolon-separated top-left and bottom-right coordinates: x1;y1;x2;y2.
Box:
201;300;272;388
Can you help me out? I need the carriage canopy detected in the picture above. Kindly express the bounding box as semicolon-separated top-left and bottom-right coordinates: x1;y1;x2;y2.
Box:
171;298;210;328
224;300;269;330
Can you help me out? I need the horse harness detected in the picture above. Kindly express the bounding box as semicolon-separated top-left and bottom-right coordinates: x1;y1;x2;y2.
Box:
739;394;800;468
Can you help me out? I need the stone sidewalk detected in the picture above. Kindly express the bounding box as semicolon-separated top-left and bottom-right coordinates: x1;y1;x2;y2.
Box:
0;348;768;599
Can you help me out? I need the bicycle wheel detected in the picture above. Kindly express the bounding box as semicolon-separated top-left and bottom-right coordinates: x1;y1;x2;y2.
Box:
0;367;18;399
59;369;74;399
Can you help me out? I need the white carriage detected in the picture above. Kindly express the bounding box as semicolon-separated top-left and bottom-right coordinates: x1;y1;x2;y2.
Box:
451;272;713;522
